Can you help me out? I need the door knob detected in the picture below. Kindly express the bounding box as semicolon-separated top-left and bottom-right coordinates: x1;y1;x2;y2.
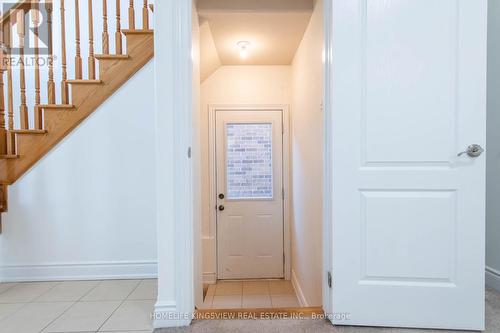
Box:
218;205;225;211
219;193;225;199
458;144;484;158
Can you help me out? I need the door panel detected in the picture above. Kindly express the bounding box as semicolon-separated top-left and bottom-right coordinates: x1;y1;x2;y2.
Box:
216;110;284;279
330;0;487;330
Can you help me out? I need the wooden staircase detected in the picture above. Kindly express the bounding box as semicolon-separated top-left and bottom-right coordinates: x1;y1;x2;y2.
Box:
0;1;154;230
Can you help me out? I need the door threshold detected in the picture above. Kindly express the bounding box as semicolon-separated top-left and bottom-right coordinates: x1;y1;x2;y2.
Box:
195;307;323;320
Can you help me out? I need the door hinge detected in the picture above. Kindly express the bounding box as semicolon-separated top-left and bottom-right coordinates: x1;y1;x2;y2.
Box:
282;188;285;200
283;253;285;264
327;271;332;288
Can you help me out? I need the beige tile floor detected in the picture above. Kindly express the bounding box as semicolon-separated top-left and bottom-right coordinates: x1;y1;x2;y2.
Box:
0;278;157;333
200;280;301;309
158;288;500;333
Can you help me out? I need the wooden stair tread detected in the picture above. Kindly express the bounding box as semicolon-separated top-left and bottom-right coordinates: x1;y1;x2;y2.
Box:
38;104;76;109
122;29;154;35
11;129;47;135
95;54;130;60
67;79;103;85
0;155;19;159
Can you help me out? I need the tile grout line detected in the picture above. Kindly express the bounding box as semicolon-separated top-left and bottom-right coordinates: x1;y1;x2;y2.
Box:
76;280;105;302
95;279;143;333
0;283;18;296
0;301;30;325
37;280;105;333
19;282;70;333
0;282;61;326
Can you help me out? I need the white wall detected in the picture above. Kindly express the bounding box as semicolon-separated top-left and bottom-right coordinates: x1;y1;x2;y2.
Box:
290;0;323;306
199;21;221;82
200;66;291;281
486;0;500;292
0;61;158;282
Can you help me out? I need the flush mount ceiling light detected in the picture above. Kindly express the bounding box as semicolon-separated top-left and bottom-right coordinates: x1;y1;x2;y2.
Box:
237;41;250;59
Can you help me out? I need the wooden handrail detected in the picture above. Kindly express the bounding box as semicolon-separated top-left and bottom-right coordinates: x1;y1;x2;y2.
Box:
0;1;31;28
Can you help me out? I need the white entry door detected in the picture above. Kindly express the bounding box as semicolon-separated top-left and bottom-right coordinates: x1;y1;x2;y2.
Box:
216;110;284;280
330;0;487;330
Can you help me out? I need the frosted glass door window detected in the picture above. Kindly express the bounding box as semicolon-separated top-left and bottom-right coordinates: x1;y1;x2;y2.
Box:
226;123;273;199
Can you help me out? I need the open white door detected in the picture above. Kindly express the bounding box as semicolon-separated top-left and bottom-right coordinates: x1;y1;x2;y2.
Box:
330;0;487;330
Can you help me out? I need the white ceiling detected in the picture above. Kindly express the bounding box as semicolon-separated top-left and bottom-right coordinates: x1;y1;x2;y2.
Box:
197;0;314;12
197;0;314;66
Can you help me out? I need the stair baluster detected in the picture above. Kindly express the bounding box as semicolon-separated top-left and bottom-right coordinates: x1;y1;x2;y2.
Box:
0;184;7;223
115;0;122;54
0;26;5;155
0;1;156;219
88;0;96;80
32;0;42;129
17;9;29;130
129;0;135;29
142;0;148;30
6;24;14;155
102;0;109;54
74;0;83;79
46;0;56;104
60;0;69;104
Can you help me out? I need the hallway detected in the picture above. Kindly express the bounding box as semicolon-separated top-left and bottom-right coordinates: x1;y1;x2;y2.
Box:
199;280;301;309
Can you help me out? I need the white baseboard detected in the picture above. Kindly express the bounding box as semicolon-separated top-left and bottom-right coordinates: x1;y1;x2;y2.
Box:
486;266;500;292
291;269;309;307
0;260;158;282
202;272;216;284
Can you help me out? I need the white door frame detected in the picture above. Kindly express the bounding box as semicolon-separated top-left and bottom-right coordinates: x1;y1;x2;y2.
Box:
153;0;333;328
208;105;291;281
